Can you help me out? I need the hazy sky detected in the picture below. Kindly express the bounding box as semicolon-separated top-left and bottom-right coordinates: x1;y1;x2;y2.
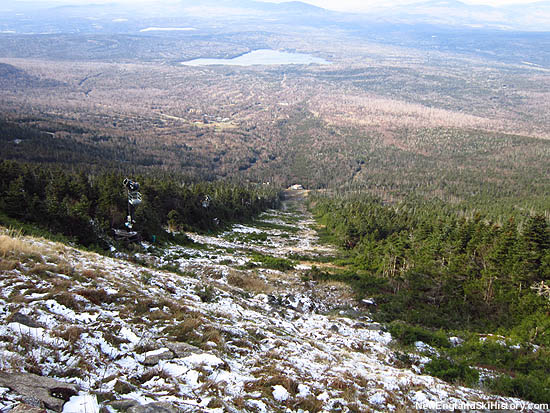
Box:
259;0;541;11
19;0;544;9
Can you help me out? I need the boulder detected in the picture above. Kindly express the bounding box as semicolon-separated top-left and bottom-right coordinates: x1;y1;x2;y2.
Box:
7;312;42;328
164;341;202;358
366;323;383;331
11;404;47;413
106;399;140;410
142;348;174;366
128;402;181;413
0;372;78;412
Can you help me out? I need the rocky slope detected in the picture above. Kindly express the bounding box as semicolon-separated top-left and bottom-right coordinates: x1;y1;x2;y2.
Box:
0;196;544;412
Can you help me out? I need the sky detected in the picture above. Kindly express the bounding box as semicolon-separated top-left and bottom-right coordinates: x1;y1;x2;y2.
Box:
259;0;541;11
17;0;543;8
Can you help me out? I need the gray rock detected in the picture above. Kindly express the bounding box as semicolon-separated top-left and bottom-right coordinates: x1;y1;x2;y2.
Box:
164;341;202;358
7;312;42;328
128;402;181;413
113;379;135;395
366;323;383;331
11;404;47;413
450;336;464;347
107;399;140;410
0;372;78;412
353;322;383;331
142;348;174;366
329;324;339;333
361;298;376;306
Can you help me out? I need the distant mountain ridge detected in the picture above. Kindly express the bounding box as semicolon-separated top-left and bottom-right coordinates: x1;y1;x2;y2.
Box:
357;0;550;31
6;0;550;31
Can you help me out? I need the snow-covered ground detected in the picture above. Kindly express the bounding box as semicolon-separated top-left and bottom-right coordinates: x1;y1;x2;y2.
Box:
0;206;544;412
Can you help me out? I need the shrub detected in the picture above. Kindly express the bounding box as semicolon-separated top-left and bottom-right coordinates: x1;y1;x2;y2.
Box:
195;285;216;302
248;253;295;271
389;321;450;348
424;357;479;387
488;373;550;404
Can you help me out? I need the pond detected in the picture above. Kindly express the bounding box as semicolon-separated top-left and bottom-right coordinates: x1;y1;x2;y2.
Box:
181;49;331;66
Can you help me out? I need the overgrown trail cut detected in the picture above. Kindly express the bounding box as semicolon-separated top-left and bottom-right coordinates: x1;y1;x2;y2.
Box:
0;192;544;412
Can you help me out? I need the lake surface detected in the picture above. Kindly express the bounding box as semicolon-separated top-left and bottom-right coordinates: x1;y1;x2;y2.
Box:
181;49;331;66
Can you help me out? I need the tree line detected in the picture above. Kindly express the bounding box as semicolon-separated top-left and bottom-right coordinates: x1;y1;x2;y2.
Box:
0;160;281;248
309;193;550;402
310;193;550;338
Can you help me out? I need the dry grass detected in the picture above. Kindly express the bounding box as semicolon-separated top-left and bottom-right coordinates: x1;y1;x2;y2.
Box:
0;232;42;260
0;259;18;271
76;288;111;305
28;262;57;278
245;370;299;399
51;278;72;290
294;395;325;413
56;325;85;344
0;228;66;267
328;377;349;391
318;280;355;299
79;268;100;280
227;271;273;294
203;326;225;348
162;313;203;343
53;292;83;311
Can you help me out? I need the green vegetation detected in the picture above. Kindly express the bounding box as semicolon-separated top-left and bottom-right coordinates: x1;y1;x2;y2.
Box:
252;220;300;233
424;357;479;387
0;160;281;248
309;193;550;403
241;252;295;271
388;321;450;348
224;231;270;243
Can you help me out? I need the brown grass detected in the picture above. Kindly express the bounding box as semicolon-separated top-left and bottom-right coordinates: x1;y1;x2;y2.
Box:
76;288;111;305
55;261;76;278
245;371;299;398
80;269;100;279
203;326;225;349
56;326;85;344
227;271;273;294
51;278;72;290
0;233;42;260
0;259;18;271
54;292;83;311
294;396;325;413
163;314;203;343
329;377;349;391
28;262;57;278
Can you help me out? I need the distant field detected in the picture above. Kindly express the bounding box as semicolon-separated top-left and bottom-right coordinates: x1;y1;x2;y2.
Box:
0;22;549;211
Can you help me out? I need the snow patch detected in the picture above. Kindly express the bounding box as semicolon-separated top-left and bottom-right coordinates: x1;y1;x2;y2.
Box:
62;392;99;413
272;385;289;402
369;391;386;405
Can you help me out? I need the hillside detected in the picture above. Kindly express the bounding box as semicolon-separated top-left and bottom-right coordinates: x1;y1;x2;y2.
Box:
1;2;550;411
1;194;547;412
